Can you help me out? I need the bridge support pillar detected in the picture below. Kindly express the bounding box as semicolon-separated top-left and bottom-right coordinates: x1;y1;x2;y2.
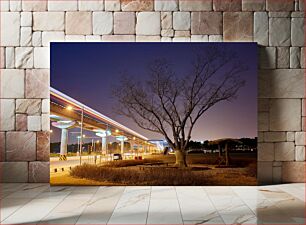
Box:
60;128;68;160
121;140;124;156
52;121;75;161
102;137;107;154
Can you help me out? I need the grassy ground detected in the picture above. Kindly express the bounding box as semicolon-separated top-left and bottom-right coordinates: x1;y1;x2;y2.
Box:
50;153;257;186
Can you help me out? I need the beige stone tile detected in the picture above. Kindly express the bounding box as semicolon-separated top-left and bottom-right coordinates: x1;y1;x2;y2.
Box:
29;161;50;183
275;142;295;161
65;35;86;42
6;132;36;161
270;99;301;132
259;69;304;98
42;31;65;47
0;99;15;131
0;47;4;69
258;112;269;131
155;0;178;11
78;0;104;11
291;18;304;47
254;12;268;46
208;35;222;42
15;47;33;69
25;69;50;98
290;47;301;69
295;132;305;146
173;36;190;42
33;47;49;68
136;12;160;35
258;143;274;161
286;132;295;142
258;98;269;112
191;35;208;42
161;37;172;42
105;0;120;11
20;27;32;47
0;132;5;161
85;35;102;41
0;69;24;98
9;0;21;12
191;12;222;35
22;0;47;11
102;35;135;42
161;29;174;37
282;162;305;182
5;47;15;69
223;12;253;42
276;47;289;69
179;0;212;11
48;0;78;11
121;0;153;11
161;12;172;29
257;161;273;185
27;115;41;131
21;12;32;27
114;12;135;35
175;30;190;37
1;12;20;46
264;132;286;142
266;0;294;11
299;0;304;11
295;146;305;161
16;99;41;115
136;36;161;42
259;47;276;69
173;12;190;31
41;99;50;113
93;12;113;35
41;113;49;131
66;12;92;35
0;0;9;11
0;162;28;182
242;0;265;11
32;31;42;47
33;12;65;31
269;18;291;47
37;131;50;161
213;0;241;11
16;114;27;131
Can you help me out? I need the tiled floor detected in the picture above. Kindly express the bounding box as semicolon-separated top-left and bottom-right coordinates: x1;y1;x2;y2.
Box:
0;183;305;224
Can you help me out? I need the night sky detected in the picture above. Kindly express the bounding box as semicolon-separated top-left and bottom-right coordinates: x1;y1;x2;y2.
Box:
51;43;257;143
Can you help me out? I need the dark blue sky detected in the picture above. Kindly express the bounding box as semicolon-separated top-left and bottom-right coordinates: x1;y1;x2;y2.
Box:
51;43;257;142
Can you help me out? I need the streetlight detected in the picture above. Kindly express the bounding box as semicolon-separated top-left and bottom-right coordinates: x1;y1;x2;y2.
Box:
67;105;84;165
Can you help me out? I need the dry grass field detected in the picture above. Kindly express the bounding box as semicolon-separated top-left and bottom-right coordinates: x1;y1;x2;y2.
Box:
50;153;257;186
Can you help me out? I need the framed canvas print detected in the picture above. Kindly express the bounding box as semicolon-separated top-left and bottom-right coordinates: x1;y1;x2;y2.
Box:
50;43;257;185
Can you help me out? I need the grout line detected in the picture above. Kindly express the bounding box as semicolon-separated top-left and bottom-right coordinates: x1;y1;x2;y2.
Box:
174;186;185;225
201;186;227;225
105;186;126;225
145;186;152;225
75;186;100;224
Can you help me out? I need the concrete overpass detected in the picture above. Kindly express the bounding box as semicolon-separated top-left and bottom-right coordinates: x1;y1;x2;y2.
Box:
50;87;157;161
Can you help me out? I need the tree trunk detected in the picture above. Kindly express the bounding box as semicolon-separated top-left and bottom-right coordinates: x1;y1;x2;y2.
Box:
218;144;222;157
174;150;187;168
225;143;229;166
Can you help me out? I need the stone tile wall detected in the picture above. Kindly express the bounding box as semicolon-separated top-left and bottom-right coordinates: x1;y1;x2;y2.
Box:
0;0;305;184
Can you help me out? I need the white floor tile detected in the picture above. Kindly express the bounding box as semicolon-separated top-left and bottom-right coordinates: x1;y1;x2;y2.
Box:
108;186;150;224
2;198;63;224
77;186;125;224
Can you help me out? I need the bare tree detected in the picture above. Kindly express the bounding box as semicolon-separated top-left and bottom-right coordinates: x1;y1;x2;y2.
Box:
113;46;247;167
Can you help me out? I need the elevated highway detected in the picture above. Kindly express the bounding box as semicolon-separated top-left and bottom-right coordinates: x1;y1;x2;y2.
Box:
50;87;157;161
